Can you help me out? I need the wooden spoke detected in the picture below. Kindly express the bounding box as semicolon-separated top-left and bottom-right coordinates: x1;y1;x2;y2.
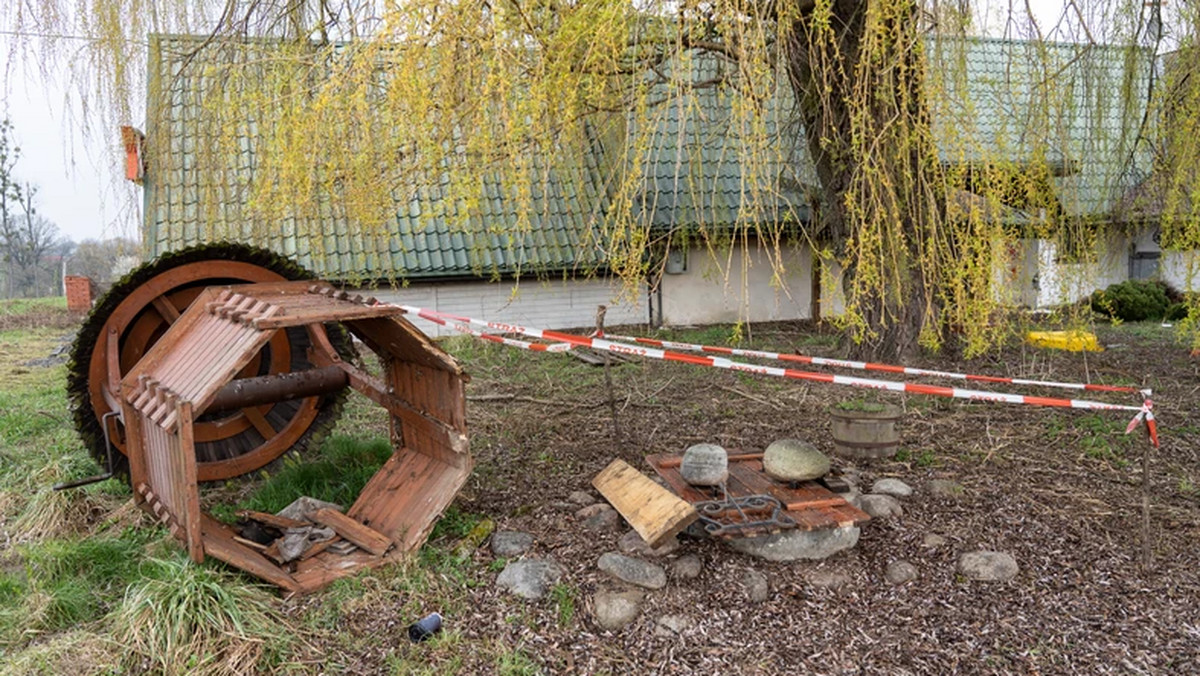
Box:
242;406;277;439
151;295;181;323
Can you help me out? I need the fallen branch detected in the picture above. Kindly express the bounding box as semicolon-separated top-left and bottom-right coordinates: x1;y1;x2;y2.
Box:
467;393;603;409
713;383;787;411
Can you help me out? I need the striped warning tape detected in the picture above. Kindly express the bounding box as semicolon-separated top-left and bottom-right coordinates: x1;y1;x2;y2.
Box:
600;333;1146;396
396;305;1160;448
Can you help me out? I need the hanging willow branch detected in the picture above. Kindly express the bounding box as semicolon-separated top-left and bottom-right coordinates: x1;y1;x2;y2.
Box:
3;0;1197;355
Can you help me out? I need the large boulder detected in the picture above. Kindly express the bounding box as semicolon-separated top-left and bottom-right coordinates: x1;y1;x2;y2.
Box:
728;526;860;562
763;439;830;482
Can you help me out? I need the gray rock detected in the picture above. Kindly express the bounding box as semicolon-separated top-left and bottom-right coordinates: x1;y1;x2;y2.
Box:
926;479;966;499
743;569;769;602
574;503;612;520
597;552;667;590
680;443;729;486
592;589;643;630
670;554;703;580
568;490;597;506
958;551;1019;582
276;496;343;522
654;614;694;638
491;531;534;557
582;509;621;532
885;560;919;584
870;478;914;498
763;439;830;482
806;569;853;591
859;494;903;519
618;530;680;557
549;501;578;513
922;533;948;548
728;526;860;562
496;558;564;600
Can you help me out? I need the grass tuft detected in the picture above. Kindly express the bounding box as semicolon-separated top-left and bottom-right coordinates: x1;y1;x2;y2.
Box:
240;435;393;514
113;555;288;676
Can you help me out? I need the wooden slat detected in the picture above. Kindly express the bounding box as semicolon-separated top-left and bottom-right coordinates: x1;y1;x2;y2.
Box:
592;459;698;548
200;515;299;592
175;401;204;563
348;447;471;553
347;316;465;376
291;549;387;593
251;304;404;330
311;508;393;556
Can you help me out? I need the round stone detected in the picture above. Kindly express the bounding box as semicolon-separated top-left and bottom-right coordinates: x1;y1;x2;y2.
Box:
885;559;919;584
680;443;729;486
958;550;1019;582
763;439;830;482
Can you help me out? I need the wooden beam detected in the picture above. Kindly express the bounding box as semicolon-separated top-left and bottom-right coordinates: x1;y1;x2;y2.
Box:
311;508;393;556
316;359;469;460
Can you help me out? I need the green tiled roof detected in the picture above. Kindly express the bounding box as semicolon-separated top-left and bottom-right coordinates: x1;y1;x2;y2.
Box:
927;36;1154;218
143;35;610;281
628;51;814;232
143;34;1154;280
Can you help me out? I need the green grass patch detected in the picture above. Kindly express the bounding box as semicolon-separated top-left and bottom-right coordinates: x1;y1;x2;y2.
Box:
0;296;67;315
239;435;393;514
550;583;576;627
1;529;159;645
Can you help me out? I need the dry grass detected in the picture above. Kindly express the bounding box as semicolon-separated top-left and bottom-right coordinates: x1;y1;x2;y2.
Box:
113;556;290;676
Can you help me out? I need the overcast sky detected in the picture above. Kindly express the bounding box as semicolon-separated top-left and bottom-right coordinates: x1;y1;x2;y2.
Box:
0;0;1168;247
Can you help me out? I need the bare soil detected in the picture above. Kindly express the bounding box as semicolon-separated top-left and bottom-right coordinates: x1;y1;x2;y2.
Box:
309;321;1200;675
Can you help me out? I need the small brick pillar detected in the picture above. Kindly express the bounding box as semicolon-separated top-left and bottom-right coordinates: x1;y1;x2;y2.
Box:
65;275;96;313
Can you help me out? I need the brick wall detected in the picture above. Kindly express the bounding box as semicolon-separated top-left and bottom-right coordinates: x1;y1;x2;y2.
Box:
65;276;96;313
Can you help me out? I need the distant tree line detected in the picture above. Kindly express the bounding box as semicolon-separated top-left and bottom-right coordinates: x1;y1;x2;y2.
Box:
0;118;138;299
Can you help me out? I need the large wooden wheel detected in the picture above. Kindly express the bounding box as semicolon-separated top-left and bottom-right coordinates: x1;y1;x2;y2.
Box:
67;244;352;482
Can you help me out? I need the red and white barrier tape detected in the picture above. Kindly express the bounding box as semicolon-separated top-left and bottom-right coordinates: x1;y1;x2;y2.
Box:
396;305;1160;448
601;333;1147;396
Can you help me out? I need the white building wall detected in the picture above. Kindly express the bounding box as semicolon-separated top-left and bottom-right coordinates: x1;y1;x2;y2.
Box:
369;277;648;337
1034;232;1128;308
1161;250;1199;292
658;243;813;325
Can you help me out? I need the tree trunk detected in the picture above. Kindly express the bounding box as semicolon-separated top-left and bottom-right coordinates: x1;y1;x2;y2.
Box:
785;0;941;361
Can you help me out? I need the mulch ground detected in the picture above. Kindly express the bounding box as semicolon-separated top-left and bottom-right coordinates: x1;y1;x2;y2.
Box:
315;322;1200;674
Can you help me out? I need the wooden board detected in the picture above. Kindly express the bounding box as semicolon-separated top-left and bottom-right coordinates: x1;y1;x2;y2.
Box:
645;453;869;535
200;514;299;592
592;459;698;548
311;508;393;556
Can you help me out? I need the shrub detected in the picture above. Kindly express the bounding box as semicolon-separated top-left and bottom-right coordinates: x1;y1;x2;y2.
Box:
1091;280;1171;321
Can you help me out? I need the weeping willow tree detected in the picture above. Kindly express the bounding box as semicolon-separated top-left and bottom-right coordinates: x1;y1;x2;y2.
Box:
2;0;1197;357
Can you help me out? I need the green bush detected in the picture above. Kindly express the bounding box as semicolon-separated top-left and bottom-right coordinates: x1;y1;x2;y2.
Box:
1091;280;1171;321
1166;302;1190;321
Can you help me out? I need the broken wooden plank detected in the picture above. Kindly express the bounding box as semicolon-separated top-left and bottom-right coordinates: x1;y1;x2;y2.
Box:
297;536;340;562
236;509;312;530
592;459;698;548
311;508;393;556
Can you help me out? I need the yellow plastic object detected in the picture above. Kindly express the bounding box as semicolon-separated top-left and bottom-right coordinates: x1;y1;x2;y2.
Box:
1025;330;1103;352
